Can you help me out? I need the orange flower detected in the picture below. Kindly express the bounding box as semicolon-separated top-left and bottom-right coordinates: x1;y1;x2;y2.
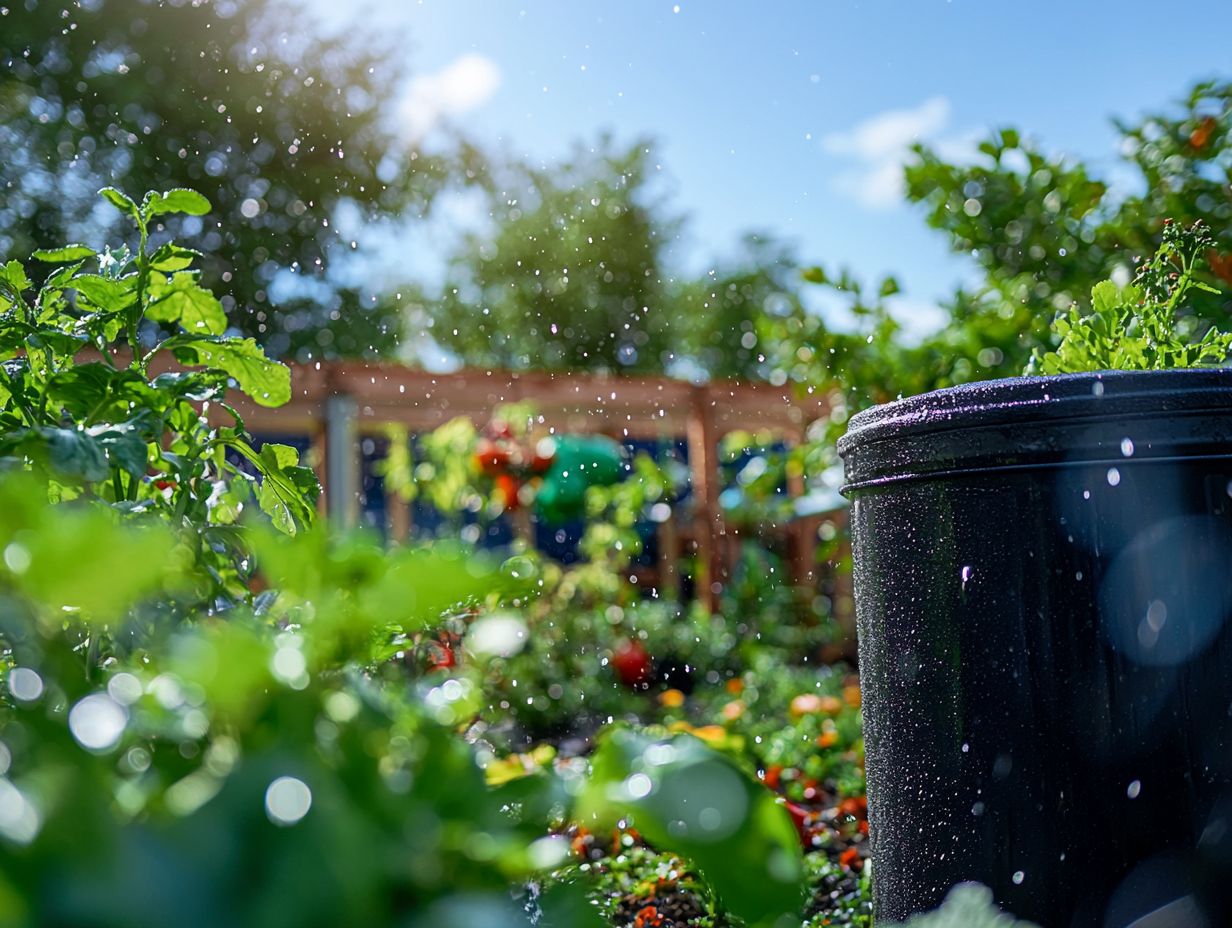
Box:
842;685;862;709
570;827;593;858
726;678;745;695
659;688;686;708
816;730;839;749
690;724;727;743
790;693;821;717
1191;115;1217;150
634;904;663;927
838;796;867;819
839;847;862;871
1210;250;1232;288
721;699;746;721
791;693;842;717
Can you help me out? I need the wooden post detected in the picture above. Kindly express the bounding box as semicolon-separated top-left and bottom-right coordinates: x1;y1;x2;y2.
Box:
656;508;679;603
686;386;724;611
382;430;412;545
786;462;817;591
386;486;411;545
324;393;359;528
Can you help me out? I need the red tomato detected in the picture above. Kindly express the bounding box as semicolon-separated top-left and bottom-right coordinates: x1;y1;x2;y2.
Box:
495;473;520;510
474;438;511;475
612;639;652;687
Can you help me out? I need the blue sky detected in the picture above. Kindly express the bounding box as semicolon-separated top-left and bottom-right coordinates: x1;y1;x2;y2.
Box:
314;0;1232;335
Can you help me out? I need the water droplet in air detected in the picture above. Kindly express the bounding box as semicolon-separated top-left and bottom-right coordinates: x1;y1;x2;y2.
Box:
1127;779;1142;799
68;693;127;751
265;776;312;825
1107;467;1121;487
1121;438;1135;457
1013;871;1025;885
7;668;43;702
626;773;653;799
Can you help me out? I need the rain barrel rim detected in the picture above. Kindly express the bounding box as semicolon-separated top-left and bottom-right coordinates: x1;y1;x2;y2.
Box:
838;368;1232;489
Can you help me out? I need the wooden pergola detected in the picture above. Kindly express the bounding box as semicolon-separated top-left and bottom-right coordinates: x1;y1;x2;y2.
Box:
226;361;836;610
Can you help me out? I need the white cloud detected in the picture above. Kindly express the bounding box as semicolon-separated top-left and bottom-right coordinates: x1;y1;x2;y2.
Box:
399;54;501;142
822;96;970;209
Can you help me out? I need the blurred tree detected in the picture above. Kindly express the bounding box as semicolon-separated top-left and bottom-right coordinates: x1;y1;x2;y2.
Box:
428;137;678;373
899;78;1232;383
0;0;478;358
674;233;804;381
758;79;1232;484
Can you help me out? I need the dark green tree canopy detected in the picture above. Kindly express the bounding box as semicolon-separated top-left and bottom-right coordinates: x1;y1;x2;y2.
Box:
899;79;1232;383
674;233;804;382
1;0;474;359
428;137;677;374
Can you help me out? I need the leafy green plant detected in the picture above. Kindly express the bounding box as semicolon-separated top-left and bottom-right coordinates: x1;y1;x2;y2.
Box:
578;727;806;928
0;187;317;602
0;477;566;928
1029;220;1231;374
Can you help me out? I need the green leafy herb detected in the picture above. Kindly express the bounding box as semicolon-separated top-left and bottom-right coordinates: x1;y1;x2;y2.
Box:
0;187;318;598
1028;220;1231;374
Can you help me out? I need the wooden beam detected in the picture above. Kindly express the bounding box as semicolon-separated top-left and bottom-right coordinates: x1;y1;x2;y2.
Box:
185;358;832;605
686;385;725;612
220;363;828;440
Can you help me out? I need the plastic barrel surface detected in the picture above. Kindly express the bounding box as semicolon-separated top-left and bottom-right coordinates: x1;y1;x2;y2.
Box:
840;370;1232;926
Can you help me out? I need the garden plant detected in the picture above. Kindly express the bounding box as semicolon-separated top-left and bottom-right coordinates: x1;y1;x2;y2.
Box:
2;10;1230;920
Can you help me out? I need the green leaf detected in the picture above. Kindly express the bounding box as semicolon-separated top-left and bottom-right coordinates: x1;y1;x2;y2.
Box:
31;245;96;263
72;274;137;312
0;481;180;621
147;272;227;335
144;188;212;217
0;260;31;294
879;276;902;298
99;186;140;220
254;442;319;534
149;243;202;272
169;336;290;407
578;728;805;926
46;364;156;422
43;259;88;290
0;427;109;482
87;422;150;478
1090;279;1121;315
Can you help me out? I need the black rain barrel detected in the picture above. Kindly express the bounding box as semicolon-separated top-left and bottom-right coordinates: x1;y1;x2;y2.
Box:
839;370;1232;927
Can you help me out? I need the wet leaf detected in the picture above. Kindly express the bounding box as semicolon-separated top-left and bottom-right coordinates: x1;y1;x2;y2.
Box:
31;245;95;263
579;727;805;926
148;272;227;335
169;336;291;406
143;188;212;217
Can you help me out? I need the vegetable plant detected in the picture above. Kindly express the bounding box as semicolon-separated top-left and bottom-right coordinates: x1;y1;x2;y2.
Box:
0;187;318;603
1029;220;1232;374
0;187;827;928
